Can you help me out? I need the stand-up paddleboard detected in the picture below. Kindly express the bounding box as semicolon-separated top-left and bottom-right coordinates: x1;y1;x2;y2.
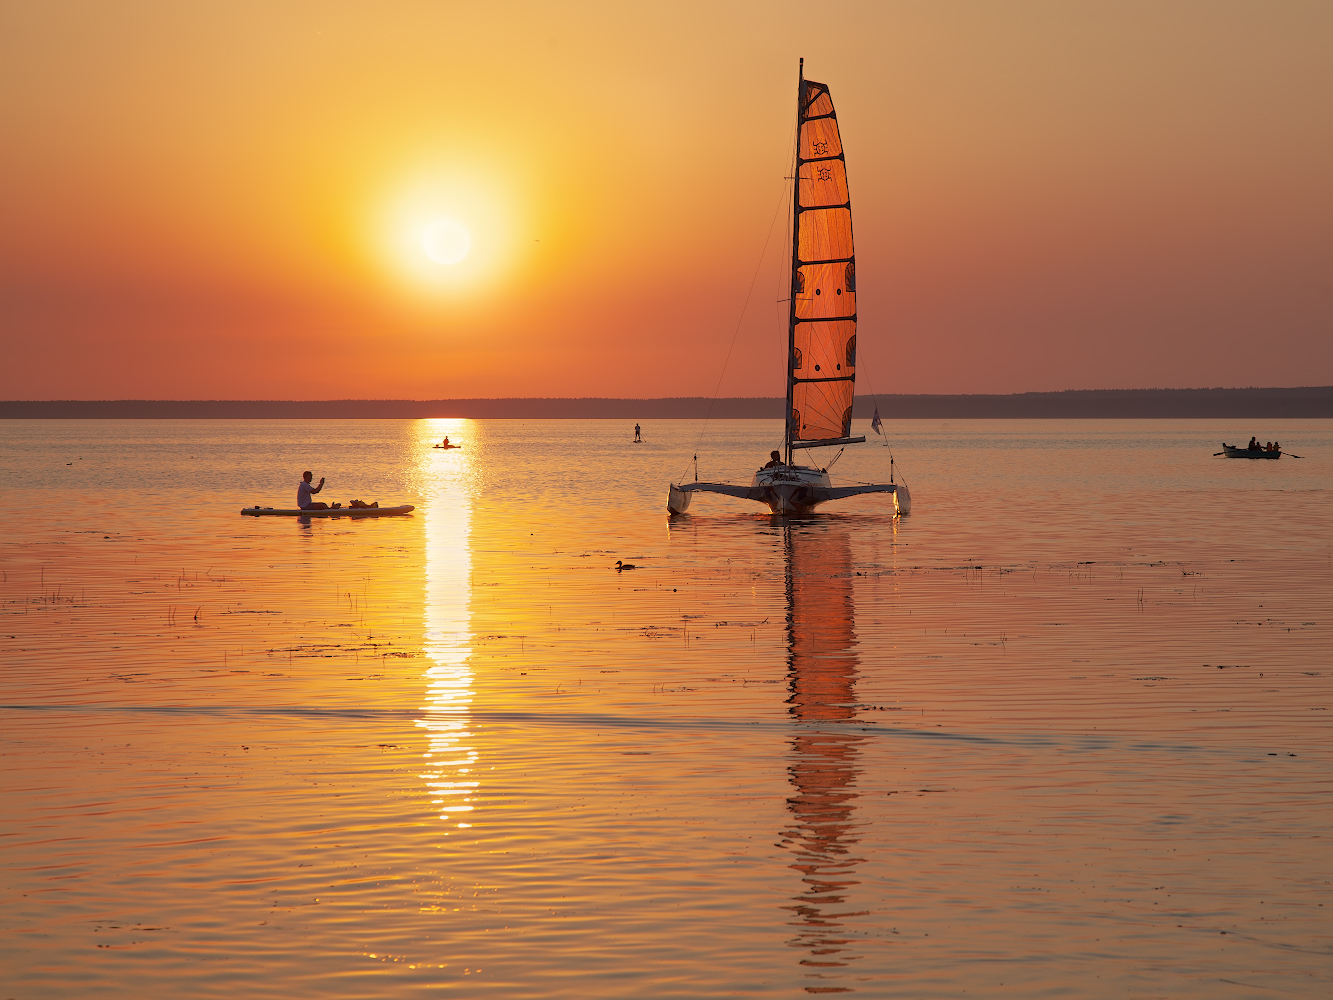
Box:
242;505;414;517
432;445;461;450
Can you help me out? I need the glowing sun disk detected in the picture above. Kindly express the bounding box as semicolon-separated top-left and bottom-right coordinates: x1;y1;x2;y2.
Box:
422;220;471;265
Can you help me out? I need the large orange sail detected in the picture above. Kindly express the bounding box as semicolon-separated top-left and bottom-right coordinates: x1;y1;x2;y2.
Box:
786;64;857;452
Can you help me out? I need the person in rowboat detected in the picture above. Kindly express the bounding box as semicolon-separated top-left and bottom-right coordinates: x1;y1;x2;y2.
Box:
298;471;339;510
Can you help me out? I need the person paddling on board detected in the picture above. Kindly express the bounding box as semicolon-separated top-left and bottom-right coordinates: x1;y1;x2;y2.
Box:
634;423;642;443
298;471;337;510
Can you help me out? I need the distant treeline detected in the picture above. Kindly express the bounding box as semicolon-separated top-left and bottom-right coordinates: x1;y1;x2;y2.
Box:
3;387;1332;419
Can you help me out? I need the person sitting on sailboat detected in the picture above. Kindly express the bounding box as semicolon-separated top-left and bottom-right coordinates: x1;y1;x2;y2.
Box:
763;450;784;469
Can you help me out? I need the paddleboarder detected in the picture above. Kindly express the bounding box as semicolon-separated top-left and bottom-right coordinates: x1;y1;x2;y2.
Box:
634;423;642;443
298;471;331;510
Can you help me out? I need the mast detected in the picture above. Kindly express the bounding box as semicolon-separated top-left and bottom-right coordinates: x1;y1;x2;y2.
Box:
784;58;804;466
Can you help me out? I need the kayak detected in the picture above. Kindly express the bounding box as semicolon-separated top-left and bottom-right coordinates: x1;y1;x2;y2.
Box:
241;505;415;517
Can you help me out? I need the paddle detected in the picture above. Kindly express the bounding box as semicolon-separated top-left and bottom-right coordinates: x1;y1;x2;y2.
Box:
1213;451;1225;456
1285;453;1305;459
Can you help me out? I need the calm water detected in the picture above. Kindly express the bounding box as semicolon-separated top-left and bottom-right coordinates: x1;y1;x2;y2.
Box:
2;418;1330;998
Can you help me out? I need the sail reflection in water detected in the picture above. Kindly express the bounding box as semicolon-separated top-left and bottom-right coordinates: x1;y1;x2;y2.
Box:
781;522;866;989
418;425;477;828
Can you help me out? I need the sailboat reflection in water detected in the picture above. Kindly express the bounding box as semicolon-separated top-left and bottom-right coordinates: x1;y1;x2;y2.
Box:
780;521;866;989
418;426;478;829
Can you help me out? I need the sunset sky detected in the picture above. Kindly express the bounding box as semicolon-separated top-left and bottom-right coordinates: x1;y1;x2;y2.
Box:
2;1;1330;400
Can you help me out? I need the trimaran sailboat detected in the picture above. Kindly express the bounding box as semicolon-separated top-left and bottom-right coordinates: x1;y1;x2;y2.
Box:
668;60;910;517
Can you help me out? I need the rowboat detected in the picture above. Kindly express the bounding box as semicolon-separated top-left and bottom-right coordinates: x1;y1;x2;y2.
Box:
241;505;415;517
1221;445;1281;459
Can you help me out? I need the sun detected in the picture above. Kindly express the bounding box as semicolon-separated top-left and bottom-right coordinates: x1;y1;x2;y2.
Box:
422;219;472;265
372;164;523;296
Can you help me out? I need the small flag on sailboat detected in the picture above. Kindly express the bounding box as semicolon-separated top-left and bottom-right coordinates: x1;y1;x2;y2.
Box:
870;407;883;435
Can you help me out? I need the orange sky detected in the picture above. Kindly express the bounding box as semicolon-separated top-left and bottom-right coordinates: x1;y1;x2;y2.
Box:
2;1;1331;399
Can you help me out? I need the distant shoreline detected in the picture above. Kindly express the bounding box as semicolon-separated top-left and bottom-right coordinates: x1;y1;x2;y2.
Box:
3;387;1331;419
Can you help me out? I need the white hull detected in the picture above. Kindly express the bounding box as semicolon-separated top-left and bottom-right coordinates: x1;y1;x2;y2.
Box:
752;466;831;514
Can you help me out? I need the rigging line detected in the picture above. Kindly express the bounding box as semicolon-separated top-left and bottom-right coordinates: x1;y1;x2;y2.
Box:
680;175;792;483
854;321;912;488
856;343;891;447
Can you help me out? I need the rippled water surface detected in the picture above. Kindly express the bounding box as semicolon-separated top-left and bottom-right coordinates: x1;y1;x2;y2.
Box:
2;418;1331;998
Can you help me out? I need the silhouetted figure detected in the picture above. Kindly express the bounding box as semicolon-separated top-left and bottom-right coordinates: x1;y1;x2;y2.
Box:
763;449;784;469
298;471;330;510
634;423;642;442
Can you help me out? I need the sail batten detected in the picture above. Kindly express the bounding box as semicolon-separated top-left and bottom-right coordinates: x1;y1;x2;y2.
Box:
786;67;857;452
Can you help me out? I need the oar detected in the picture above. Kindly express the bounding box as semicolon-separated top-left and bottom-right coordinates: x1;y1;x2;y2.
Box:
1213;451;1225;456
1284;453;1304;459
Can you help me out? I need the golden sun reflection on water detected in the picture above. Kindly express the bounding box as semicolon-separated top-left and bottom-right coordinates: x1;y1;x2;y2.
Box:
416;420;477;829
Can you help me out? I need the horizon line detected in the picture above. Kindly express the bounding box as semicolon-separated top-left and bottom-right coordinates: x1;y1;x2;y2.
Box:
4;387;1331;420
4;384;1333;404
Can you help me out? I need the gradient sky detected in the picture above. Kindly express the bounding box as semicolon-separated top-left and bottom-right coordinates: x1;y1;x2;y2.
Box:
2;1;1330;399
